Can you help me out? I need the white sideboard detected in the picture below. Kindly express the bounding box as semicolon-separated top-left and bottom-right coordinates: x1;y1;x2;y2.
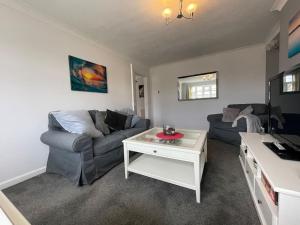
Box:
239;133;300;225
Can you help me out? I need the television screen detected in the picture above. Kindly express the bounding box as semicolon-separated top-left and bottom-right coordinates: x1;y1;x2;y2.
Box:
269;65;300;151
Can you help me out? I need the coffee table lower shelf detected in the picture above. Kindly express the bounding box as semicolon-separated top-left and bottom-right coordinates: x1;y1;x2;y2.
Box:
127;154;196;190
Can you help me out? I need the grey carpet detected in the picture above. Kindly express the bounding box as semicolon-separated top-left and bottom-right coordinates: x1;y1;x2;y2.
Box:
3;140;260;225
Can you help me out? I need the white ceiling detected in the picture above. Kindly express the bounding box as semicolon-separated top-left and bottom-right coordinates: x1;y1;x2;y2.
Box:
16;0;279;66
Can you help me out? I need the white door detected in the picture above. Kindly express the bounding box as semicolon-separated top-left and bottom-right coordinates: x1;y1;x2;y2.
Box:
135;75;145;117
130;64;149;118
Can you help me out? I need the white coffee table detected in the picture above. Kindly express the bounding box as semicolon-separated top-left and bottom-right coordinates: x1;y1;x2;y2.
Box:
0;192;31;225
122;127;207;203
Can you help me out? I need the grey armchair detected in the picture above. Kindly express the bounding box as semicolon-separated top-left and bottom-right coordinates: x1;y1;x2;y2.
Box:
207;104;268;146
41;110;150;185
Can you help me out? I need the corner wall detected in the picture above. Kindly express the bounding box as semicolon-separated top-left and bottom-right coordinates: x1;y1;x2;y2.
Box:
0;4;148;188
150;44;266;129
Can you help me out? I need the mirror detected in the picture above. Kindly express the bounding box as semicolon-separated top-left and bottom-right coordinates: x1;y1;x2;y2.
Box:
177;71;218;101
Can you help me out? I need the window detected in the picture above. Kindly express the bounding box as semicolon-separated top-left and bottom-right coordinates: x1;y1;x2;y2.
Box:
178;72;218;101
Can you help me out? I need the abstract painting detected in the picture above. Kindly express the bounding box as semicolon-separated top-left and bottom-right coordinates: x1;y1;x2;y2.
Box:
288;10;300;58
68;56;108;93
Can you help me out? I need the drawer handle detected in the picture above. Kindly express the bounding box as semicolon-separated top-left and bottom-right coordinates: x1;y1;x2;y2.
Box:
257;200;262;204
153;150;157;153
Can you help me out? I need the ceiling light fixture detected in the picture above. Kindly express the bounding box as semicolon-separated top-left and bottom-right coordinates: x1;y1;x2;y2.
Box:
162;0;197;25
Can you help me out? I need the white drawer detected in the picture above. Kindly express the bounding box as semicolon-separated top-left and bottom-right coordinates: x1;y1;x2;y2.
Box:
125;143;198;162
255;180;273;225
245;159;254;188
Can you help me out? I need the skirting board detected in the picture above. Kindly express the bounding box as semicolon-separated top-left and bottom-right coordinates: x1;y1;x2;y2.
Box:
0;167;46;190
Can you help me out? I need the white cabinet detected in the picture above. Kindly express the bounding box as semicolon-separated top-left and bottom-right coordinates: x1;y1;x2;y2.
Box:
239;133;300;225
245;158;255;188
255;179;275;225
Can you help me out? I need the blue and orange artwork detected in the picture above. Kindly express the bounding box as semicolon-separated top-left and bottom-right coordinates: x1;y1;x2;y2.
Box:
68;56;108;93
288;10;300;58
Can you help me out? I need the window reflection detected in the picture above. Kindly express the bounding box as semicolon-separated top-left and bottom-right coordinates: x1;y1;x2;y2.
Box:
282;72;300;93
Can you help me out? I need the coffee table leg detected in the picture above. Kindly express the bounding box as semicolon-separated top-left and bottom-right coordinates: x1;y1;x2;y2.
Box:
194;156;201;203
124;143;129;179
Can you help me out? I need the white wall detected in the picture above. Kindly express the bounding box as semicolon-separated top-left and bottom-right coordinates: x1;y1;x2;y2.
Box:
150;44;266;129
0;3;147;188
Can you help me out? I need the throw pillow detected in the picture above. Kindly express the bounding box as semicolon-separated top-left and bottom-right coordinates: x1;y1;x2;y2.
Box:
51;110;103;138
239;105;253;116
124;114;133;129
104;109;128;130
116;110;133;129
95;111;110;135
222;108;240;122
117;108;141;128
131;115;141;127
253;104;267;115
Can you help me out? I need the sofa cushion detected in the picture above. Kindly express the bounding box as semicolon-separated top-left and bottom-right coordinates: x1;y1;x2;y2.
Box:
116;110;133;129
93;133;125;156
117;108;141;128
222;108;240;122
95;111;110;135
48;113;65;131
239;105;253;116
105;109;128;130
88;110;97;123
131;115;141;127
51;110;103;138
252;104;268;115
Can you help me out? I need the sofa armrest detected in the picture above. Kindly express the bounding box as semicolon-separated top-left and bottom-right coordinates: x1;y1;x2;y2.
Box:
207;114;223;123
134;119;150;129
40;130;92;153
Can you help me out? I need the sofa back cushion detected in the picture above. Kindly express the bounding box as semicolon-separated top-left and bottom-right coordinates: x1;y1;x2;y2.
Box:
228;104;267;115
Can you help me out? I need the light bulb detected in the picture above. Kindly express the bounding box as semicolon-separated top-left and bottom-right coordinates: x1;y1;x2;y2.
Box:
162;8;172;19
186;3;197;16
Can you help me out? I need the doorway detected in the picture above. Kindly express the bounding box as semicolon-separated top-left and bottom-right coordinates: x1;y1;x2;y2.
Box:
130;64;149;118
135;75;146;117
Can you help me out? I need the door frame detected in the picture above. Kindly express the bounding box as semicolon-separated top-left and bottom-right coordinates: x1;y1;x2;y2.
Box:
130;64;149;118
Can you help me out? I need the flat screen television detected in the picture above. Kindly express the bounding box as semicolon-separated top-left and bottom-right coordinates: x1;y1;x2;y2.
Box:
268;64;300;156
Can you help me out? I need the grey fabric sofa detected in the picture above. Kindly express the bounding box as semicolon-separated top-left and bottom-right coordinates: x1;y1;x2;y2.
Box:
207;104;268;146
41;110;150;185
